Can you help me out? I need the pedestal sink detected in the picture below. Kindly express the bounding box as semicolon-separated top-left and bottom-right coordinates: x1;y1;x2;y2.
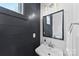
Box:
35;43;63;56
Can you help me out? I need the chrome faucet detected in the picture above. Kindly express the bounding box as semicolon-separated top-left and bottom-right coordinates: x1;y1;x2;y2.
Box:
48;41;55;48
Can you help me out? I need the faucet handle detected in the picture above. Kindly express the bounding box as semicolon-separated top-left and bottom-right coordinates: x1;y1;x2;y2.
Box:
48;41;55;48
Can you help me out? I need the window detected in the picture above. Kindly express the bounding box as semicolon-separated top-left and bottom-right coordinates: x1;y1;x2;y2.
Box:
0;3;23;14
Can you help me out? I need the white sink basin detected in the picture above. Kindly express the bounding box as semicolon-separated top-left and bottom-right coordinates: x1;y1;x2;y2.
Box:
35;44;63;56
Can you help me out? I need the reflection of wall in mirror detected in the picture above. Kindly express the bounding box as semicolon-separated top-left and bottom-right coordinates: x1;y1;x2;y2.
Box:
53;11;63;39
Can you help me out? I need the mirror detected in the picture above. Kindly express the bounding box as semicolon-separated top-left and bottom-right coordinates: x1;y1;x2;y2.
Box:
43;10;64;40
43;15;52;37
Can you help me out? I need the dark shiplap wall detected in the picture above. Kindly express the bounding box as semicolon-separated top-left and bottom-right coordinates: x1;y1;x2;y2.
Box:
0;7;33;56
0;4;40;56
23;3;40;55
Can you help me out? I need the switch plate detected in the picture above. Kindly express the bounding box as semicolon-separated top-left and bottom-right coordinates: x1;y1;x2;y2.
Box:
33;33;36;38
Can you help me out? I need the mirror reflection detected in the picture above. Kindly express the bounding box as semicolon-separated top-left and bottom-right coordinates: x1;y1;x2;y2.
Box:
43;10;64;40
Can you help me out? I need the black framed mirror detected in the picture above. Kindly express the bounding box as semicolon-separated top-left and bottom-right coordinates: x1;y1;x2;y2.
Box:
43;10;64;40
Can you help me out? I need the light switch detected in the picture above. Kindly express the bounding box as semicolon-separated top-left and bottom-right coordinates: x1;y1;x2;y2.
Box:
33;33;36;38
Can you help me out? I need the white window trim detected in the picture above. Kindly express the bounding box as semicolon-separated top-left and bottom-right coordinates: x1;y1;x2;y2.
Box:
18;3;24;15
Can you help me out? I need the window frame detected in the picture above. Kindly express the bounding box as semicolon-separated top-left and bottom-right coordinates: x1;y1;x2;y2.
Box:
0;3;24;15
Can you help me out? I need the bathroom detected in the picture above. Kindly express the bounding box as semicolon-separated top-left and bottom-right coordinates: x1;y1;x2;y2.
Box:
0;3;79;56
